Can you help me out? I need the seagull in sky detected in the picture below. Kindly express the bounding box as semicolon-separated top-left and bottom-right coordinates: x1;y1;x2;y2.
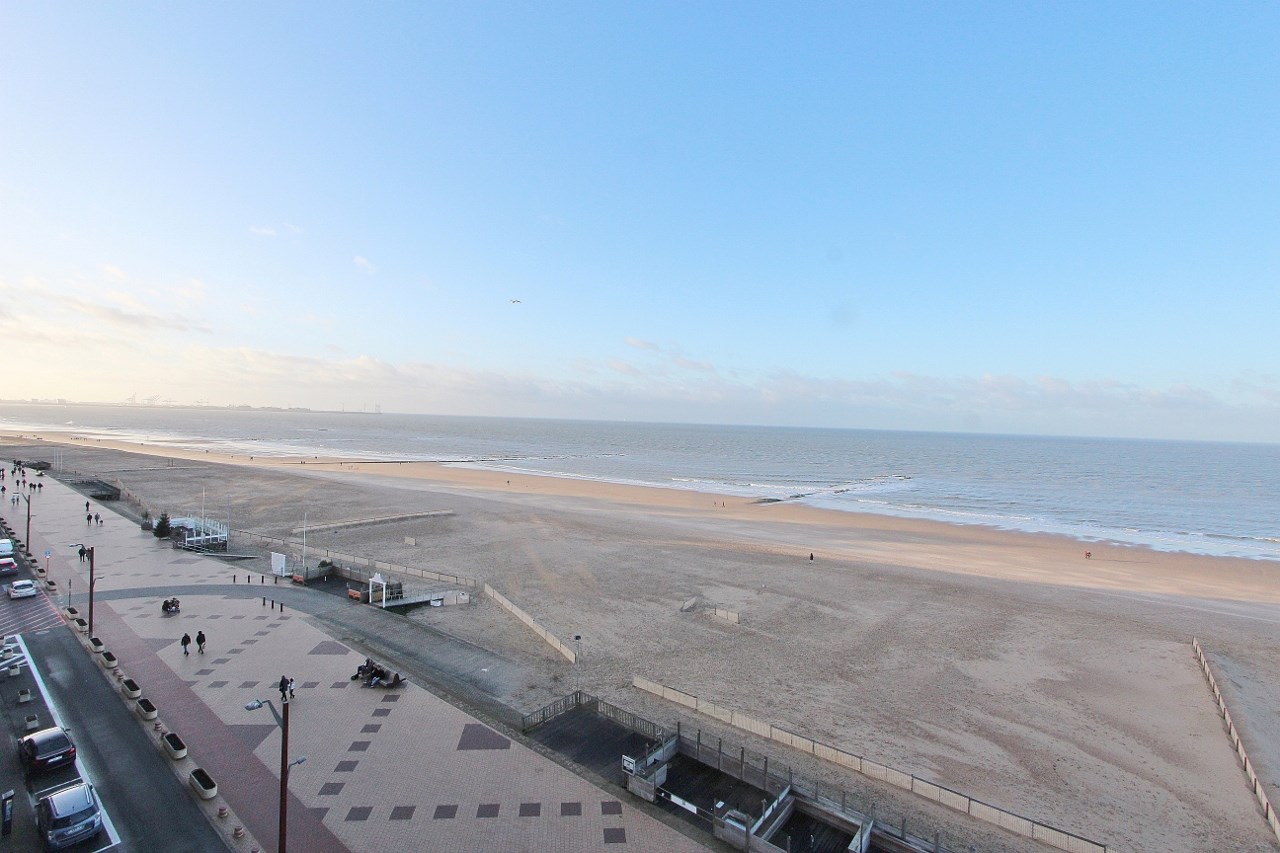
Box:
510;299;521;304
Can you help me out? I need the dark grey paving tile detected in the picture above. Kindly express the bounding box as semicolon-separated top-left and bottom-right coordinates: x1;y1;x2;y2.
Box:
213;658;231;664
380;694;401;703
255;630;271;636
308;640;349;655
372;708;391;718
242;639;258;645
603;827;626;843
231;615;245;620
348;741;370;752
227;648;244;654
601;801;622;816
239;681;259;688
331;682;349;689
457;723;510;751
319;782;344;796
195;669;215;676
361;724;381;734
208;680;229;688
390;805;415;821
519;802;541;817
344;807;372;822
302;681;320;689
334;761;358;772
476;804;499;818
433;804;457;820
561;802;582;816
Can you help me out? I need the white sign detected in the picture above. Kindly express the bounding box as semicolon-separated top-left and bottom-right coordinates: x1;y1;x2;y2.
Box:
270;552;288;576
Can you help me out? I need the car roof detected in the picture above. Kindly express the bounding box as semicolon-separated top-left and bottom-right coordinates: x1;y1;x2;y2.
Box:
44;782;94;817
12;579;34;587
26;727;72;750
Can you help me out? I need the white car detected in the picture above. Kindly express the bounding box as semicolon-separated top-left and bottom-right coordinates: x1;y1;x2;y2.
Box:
7;579;37;599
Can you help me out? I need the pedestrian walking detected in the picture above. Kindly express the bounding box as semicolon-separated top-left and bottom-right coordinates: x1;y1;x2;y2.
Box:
181;633;192;656
78;546;86;563
196;631;206;654
278;675;289;702
288;677;295;698
94;512;101;525
85;501;90;512
86;513;92;526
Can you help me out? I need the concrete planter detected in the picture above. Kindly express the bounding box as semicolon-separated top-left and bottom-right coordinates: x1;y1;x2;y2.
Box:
99;651;118;669
44;579;57;590
88;637;104;654
17;688;32;704
24;714;39;731
64;606;78;618
189;768;218;800
121;678;141;700
163;732;188;760
73;618;88;633
135;697;158;721
7;665;19;678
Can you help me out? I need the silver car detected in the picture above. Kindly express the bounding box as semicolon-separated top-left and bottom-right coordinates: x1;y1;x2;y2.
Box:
36;782;102;850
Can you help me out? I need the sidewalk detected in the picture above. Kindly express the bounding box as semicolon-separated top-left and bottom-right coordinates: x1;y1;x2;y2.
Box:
12;474;708;853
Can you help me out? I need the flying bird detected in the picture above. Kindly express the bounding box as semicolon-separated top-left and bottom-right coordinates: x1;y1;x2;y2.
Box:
510;299;521;304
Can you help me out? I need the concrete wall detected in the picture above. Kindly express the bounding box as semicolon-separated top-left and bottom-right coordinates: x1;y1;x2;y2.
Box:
633;675;1107;853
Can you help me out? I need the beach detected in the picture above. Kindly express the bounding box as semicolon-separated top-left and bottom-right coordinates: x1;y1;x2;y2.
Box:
6;429;1280;852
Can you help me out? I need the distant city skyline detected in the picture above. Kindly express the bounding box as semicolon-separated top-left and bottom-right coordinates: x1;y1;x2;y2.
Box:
2;3;1277;443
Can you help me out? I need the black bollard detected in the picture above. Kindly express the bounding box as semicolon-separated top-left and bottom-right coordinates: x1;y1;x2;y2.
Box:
271;599;275;610
260;575;264;584
262;597;266;607
232;574;236;584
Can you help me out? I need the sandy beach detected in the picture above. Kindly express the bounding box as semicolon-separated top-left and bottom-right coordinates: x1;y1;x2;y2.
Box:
6;429;1280;853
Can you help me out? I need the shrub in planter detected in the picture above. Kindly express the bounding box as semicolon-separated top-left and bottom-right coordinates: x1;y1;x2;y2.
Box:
135;697;158;721
88;636;104;653
121;678;141;700
99;651;118;669
73;618;88;633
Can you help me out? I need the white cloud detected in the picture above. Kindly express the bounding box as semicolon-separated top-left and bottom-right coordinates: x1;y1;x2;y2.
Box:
249;225;277;237
101;264;128;282
354;256;377;274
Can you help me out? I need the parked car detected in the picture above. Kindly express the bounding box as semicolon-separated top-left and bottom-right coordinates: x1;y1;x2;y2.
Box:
0;557;17;574
19;727;77;775
0;538;13;558
36;781;102;850
7;579;37;599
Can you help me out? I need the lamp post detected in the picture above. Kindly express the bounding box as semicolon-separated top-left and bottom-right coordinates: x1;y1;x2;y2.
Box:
21;495;30;553
246;697;306;853
68;544;96;636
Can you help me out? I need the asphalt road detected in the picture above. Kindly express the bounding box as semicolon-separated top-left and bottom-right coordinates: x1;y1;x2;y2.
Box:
3;627;229;852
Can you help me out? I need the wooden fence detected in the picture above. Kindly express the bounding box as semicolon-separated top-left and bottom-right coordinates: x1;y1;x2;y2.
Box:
633;676;1107;853
1193;638;1280;842
484;583;576;663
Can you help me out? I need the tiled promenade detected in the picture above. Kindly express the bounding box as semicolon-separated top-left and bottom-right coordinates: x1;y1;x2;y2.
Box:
12;473;708;853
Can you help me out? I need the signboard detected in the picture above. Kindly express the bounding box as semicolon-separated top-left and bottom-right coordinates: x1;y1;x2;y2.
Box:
622;756;636;774
270;552;288;576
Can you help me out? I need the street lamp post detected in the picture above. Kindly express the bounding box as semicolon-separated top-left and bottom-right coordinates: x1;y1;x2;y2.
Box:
21;495;30;553
246;697;306;853
68;544;96;636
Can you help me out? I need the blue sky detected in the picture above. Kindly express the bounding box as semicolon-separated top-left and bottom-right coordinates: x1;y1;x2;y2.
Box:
2;3;1277;441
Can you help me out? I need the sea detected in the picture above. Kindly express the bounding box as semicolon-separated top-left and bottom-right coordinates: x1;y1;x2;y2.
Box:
2;404;1278;562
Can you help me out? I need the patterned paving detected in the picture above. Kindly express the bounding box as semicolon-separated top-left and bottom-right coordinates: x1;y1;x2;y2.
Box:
7;473;709;853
